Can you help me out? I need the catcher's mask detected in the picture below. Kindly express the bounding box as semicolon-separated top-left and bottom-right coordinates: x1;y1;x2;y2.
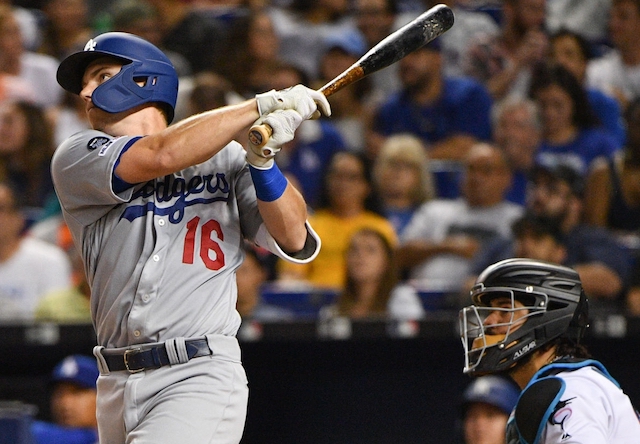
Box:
459;258;589;376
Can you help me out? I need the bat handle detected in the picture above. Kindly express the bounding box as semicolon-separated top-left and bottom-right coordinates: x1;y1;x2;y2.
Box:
248;123;273;150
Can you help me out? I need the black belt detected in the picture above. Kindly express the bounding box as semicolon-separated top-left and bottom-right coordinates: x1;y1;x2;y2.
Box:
102;339;211;373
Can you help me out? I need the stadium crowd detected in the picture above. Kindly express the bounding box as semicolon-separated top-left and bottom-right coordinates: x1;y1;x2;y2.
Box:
0;0;639;325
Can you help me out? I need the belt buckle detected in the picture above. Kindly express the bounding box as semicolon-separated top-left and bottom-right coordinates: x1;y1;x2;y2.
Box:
123;348;144;373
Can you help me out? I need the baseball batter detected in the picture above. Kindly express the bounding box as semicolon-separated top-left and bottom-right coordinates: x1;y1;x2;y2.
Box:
460;258;640;443
51;32;330;443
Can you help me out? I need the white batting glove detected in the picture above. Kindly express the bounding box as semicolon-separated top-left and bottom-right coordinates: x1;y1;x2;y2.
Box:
246;109;304;169
256;84;331;120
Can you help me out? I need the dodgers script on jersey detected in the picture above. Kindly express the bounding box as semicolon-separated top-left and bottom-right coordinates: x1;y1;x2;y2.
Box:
51;129;320;348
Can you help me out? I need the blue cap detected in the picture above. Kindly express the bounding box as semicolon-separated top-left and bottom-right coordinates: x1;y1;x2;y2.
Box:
462;376;520;415
51;355;99;390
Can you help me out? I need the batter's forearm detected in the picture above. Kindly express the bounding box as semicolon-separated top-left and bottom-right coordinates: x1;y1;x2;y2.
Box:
169;100;259;157
257;184;309;253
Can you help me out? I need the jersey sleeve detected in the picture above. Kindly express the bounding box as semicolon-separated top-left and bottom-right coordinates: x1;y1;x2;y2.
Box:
51;130;142;227
254;221;320;264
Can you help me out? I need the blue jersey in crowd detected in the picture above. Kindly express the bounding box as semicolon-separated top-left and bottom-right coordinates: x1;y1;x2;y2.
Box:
535;127;620;175
374;76;493;144
587;87;626;147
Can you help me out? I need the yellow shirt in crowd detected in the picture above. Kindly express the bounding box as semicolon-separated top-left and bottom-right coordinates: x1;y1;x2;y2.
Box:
278;209;397;289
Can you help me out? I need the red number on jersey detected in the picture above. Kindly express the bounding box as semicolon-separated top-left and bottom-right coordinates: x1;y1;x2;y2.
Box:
182;216;225;270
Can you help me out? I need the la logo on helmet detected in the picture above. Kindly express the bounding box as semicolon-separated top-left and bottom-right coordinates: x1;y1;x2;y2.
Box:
84;39;97;51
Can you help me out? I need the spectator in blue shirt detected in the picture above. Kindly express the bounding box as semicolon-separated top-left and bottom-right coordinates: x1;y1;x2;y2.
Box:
492;96;542;206
371;38;493;161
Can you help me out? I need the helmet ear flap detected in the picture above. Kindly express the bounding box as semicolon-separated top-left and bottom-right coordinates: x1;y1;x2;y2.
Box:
91;62;153;113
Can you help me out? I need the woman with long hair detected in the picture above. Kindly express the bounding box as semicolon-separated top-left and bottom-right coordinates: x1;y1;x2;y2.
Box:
0;100;56;210
373;134;436;236
331;227;424;320
528;63;620;175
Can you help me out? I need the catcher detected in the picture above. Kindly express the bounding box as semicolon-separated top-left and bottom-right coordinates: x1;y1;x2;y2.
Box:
460;258;640;443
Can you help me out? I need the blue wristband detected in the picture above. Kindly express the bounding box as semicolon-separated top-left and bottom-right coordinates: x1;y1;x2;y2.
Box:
249;163;288;202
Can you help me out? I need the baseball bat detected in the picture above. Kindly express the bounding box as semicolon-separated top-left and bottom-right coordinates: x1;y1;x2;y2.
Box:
247;3;455;150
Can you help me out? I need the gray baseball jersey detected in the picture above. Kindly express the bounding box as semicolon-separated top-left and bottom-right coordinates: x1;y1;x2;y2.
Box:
51;129;320;348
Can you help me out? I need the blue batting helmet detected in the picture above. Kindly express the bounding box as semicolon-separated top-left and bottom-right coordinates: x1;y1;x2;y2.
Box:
56;32;179;123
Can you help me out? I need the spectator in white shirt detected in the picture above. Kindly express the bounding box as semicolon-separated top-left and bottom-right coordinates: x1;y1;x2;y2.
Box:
0;181;71;321
586;0;640;110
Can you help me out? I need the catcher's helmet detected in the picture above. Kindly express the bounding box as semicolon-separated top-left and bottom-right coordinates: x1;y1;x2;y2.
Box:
459;258;589;376
56;32;178;123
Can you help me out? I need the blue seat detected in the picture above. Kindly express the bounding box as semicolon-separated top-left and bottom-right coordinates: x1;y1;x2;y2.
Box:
260;284;338;318
0;402;37;444
409;280;458;311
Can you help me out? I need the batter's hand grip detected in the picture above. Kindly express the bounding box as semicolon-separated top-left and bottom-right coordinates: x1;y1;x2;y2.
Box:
248;123;272;149
247;75;349;150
